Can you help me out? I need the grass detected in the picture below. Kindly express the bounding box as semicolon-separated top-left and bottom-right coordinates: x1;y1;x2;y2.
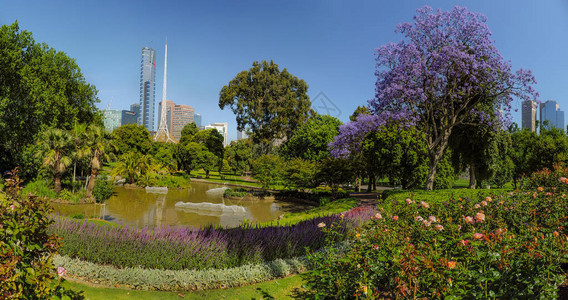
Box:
381;188;512;206
63;274;304;299
256;197;358;227
190;170;285;190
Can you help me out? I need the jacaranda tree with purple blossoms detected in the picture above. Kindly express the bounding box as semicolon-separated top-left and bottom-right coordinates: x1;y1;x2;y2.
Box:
369;6;537;190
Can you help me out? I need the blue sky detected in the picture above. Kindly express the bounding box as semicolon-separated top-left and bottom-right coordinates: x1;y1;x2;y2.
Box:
2;1;567;141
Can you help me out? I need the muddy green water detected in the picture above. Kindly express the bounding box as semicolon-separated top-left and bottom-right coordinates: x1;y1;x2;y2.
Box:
51;182;312;228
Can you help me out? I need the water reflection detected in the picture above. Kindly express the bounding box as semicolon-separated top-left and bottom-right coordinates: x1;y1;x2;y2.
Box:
51;182;313;228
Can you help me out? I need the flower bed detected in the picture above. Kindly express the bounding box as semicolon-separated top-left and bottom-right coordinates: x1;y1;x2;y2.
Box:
49;206;375;271
301;187;568;298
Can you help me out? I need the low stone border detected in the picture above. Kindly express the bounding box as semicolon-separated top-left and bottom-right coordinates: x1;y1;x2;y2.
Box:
53;254;308;291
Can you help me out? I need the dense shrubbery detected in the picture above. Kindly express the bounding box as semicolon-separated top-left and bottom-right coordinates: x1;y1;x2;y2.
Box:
301;179;568;298
92;178;114;203
0;169;82;299
50;207;374;271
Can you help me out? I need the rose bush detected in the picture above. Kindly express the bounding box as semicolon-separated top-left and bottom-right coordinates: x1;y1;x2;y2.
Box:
301;182;568;298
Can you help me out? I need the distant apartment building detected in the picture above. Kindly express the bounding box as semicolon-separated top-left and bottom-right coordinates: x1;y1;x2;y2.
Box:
103;109;138;132
540;100;565;131
194;113;202;127
522;100;537;132
158;99;195;141
205;122;228;147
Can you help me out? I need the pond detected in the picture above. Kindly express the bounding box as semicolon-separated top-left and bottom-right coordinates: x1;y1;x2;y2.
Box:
51;181;313;228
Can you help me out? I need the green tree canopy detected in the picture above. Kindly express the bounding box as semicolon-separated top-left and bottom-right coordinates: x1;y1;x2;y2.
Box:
219;60;313;151
191;128;224;160
225;139;253;175
179;122;199;144
0;22;100;173
112;124;153;155
281;114;342;162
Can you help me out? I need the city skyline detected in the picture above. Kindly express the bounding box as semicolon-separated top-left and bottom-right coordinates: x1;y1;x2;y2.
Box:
3;1;568;142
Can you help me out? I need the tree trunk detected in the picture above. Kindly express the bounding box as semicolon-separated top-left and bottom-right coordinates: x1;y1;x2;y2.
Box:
86;168;99;197
372;175;376;191
205;170;210;179
72;161;77;193
425;131;451;191
54;174;62;196
469;160;476;189
476;179;483;189
367;174;372;192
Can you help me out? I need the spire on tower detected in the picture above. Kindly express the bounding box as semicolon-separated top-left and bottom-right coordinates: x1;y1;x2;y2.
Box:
154;38;176;143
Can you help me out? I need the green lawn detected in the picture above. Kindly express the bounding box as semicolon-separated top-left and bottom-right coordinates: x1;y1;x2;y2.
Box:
189;170;286;190
255;197;358;227
63;274;304;300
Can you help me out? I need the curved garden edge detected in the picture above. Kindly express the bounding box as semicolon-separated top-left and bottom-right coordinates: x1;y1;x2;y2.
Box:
53;254;309;291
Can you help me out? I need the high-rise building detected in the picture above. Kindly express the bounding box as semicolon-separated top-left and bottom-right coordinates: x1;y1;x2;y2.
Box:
194;113;202;127
130;103;141;124
205;122;228;147
121;110;138;126
540;100;565;131
103;110;122;132
158;99;195;141
139;47;156;131
521;100;537;132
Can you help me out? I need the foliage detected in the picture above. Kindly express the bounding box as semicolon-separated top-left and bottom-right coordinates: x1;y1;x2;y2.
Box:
191;128;224;172
316;158;355;190
349;105;370;122
223;188;251;198
174;142;216;176
282;158;318;191
0;22;100;175
0;169;83;299
219;60;313;150
111;124;153;155
150;142;176;172
251;154;285;189
154;173;191;188
301;188;568;299
21;179;58;199
36;128;74;195
224;139;253;175
111;152;155;184
280;114;342;162
92;178;114;203
511;128;568;187
520;164;568;192
179;122;199;145
59;189;86;204
84;125;115;197
368;6;537;190
49;209;372;272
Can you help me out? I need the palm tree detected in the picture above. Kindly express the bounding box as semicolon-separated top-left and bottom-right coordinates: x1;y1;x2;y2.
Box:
112;151;142;184
71;122;88;193
36;128;73;195
84;125;115;198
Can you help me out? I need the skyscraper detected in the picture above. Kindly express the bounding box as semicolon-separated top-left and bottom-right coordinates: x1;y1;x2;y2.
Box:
139;47;156;131
130;103;140;124
194;113;202;127
540;100;565;131
521;100;537;132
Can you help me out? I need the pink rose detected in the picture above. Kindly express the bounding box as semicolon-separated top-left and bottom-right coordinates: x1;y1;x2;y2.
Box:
434;224;444;231
481;201;488;206
392;215;399;221
474;204;480;209
475;212;485;222
317;222;326;228
415;216;424;222
422;220;431;227
420;201;430;209
465;216;474;224
473;233;484;240
405;198;413;204
374;213;383;220
460;239;470;246
57;267;66;277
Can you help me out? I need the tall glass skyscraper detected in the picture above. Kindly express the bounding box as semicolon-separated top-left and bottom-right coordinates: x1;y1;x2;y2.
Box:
139;47;156;131
540;100;565;131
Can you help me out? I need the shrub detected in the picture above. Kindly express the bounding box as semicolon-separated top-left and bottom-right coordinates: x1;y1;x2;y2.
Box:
301;188;568;298
21;179;57;199
0;169;83;299
520;163;568;192
251;154;284;189
93;178;114;203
